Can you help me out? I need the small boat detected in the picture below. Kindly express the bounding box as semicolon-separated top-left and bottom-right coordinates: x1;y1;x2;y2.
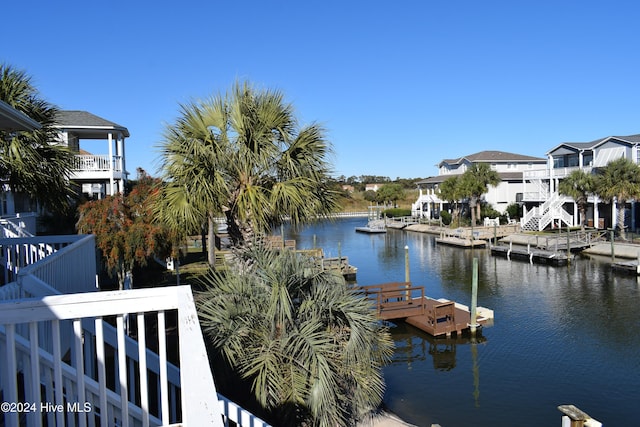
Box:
355;219;387;234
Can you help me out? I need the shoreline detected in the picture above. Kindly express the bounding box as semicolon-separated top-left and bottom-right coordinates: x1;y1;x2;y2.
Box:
357;408;419;427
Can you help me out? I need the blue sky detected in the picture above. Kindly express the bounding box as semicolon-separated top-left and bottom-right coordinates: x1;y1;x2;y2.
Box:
4;1;640;179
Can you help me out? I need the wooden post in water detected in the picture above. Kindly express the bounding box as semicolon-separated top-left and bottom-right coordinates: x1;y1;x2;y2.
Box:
610;230;615;262
566;228;571;262
493;222;497;246
405;245;411;300
470;257;479;336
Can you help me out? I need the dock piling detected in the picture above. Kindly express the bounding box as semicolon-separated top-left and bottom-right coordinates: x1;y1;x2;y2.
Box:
470;258;479;335
610;230;615;262
405;245;410;299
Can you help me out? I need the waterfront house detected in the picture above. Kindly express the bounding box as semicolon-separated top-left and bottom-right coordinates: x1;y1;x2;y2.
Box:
412;150;546;219
0;102;270;426
0;110;130;235
520;133;640;231
57;110;129;200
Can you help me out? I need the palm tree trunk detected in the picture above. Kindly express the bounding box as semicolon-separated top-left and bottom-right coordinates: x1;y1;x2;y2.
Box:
469;198;477;225
616;200;627;240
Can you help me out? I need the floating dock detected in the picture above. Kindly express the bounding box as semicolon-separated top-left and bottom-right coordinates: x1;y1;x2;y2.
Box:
436;237;487;248
490;245;569;266
356;282;493;337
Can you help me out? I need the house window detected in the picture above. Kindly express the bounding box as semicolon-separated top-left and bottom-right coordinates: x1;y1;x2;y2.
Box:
567;155;579;167
553;157;565;168
583;153;593;166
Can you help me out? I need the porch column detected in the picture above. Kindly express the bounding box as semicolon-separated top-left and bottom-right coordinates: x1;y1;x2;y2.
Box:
593;196;600;228
117;133;126;192
632;202;636;231
573;201;578;227
612;198;617;230
108;133;115;195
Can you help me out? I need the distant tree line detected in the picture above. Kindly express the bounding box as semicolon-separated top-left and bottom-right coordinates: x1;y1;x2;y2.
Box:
332;175;424;190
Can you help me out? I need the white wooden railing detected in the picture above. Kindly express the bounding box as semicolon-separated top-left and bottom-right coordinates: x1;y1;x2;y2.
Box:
73;155;123;173
0;230;271;427
0;286;271;427
521;194;573;231
0;215;36;238
0;287;219;426
0;234;95;290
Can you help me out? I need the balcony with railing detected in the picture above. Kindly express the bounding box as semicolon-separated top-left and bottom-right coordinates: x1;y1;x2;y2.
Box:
71;154;125;181
0;228;271;427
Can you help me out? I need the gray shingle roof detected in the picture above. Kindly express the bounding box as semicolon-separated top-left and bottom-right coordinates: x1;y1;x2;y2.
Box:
55;110;130;138
440;150;545;166
416;171;523;186
548;133;640;153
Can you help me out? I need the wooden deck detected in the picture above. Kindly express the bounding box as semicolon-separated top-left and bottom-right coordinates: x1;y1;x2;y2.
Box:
356;282;491;337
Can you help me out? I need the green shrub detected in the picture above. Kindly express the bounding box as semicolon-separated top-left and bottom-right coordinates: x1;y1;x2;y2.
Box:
383;208;411;218
440;210;452;225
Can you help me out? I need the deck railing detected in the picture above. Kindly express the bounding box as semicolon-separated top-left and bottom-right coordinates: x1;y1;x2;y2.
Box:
73;154;123;172
0;234;95;291
0;286;271;427
0;231;271;427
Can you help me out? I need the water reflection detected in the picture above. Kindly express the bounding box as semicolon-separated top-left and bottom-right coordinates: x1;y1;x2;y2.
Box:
389;321;487;372
284;218;640;425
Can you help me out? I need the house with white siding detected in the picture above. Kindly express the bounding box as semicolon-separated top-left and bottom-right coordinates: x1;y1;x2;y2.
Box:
521;133;640;231
1;110;130;234
412;150;546;219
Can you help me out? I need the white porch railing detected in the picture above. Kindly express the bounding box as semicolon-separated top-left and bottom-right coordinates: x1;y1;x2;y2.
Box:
0;231;271;427
0;214;36;237
73;155;123;173
0;234;95;290
0;286;271;427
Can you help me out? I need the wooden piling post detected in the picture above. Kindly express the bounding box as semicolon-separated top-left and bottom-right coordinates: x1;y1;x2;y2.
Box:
493;222;497;246
404;245;410;283
567;228;571;262
610;230;615;262
405;245;411;300
470;257;479;335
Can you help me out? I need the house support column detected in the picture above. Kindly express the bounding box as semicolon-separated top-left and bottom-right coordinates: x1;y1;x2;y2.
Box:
573;201;578;227
108;133;115;195
117;133;126;193
593;196;600;229
612;198;617;230
632;201;636;231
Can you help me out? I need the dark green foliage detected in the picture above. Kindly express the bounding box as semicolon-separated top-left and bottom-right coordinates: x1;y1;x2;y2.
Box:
440;210;452;225
383;208;411;217
197;246;393;427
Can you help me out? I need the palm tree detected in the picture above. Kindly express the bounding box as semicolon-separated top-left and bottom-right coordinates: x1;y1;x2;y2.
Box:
197;246;394;427
593;157;640;240
558;169;594;230
460;163;500;225
438;176;464;226
157;81;338;262
0;64;74;213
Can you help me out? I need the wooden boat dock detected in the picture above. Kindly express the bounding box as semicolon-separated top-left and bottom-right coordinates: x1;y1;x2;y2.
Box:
435;236;487;248
490;245;569;266
356;282;493;337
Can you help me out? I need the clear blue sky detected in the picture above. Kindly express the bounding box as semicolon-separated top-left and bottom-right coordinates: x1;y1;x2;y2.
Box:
4;1;640;179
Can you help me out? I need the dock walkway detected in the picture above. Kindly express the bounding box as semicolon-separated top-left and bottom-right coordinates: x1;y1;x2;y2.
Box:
356;282;492;337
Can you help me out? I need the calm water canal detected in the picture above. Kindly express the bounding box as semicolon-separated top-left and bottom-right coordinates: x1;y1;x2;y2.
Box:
284;217;640;426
